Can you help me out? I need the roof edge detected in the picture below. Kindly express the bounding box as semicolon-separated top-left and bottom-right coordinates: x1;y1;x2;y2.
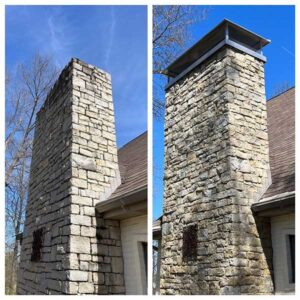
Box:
96;184;147;211
267;86;295;102
258;191;295;204
252;191;295;213
118;131;147;150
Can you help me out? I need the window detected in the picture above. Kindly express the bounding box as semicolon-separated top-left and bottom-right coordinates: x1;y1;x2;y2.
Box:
141;242;148;281
137;240;148;294
182;224;198;261
287;234;295;284
31;228;45;262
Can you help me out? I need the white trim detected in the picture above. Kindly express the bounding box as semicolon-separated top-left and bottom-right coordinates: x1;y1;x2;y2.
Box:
120;215;147;295
271;214;295;294
259;191;295;203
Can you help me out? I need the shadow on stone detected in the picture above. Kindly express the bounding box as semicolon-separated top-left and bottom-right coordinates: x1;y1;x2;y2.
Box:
95;210;125;295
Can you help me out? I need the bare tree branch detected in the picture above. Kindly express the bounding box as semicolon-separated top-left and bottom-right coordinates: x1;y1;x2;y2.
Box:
5;54;58;183
5;53;58;294
153;5;209;118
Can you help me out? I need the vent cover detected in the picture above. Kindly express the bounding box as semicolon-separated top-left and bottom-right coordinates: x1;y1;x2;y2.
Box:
31;227;45;262
182;224;198;261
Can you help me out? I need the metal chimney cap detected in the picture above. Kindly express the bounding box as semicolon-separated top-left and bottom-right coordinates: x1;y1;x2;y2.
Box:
164;19;270;79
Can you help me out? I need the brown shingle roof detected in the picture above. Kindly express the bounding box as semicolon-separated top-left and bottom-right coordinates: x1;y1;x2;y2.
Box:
262;87;295;199
108;89;294;203
108;132;147;200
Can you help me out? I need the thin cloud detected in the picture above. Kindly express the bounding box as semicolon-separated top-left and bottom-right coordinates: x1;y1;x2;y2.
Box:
6;6;147;148
281;46;295;57
47;12;76;67
48;17;61;52
104;7;116;67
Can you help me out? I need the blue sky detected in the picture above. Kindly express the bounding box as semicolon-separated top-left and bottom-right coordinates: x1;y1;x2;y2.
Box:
153;5;295;220
6;5;147;148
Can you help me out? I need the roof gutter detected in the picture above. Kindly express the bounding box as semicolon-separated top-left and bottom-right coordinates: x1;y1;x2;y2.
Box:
96;184;147;214
252;191;295;213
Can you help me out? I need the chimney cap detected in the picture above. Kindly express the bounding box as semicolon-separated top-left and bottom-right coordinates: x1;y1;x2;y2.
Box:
164;19;270;80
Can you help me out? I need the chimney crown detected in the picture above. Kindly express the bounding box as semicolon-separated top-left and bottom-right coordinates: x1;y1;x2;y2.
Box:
165;19;270;89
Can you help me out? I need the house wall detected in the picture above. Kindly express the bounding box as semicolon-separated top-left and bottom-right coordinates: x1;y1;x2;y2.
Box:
271;213;295;294
17;58;125;295
160;46;274;295
120;215;147;294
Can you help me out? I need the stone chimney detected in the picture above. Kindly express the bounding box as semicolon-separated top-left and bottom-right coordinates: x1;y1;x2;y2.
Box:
17;58;125;295
160;20;274;295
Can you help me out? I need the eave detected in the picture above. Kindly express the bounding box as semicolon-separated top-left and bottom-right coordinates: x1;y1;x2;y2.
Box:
251;191;295;217
95;185;147;220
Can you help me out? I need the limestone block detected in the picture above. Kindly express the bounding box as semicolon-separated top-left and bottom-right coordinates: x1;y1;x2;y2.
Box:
71;204;80;214
80;189;99;198
93;272;105;284
78;169;87;179
95;285;108;294
89;262;99;272
87;171;104;181
92;244;108;256
73;77;86;89
79;147;93;157
80;261;89;271
81;226;96;237
109;286;126;294
80;254;91;261
70;236;90;253
92;134;107;145
62;253;79;269
87;140;98;149
67;270;88;282
102;131;115;141
63;224;80;236
83;206;96;216
71;195;93;206
71;178;87;189
79;282;94;294
47;279;62;292
86;110;98;119
111;257;123;273
72;154;97;171
67;282;79;294
70;214;91;226
105;273;124;286
109;246;122;257
99;263;111;273
109;227;120;240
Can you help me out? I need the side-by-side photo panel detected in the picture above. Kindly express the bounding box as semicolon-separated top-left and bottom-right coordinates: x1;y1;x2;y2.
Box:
3;3;296;297
5;5;147;295
153;5;295;295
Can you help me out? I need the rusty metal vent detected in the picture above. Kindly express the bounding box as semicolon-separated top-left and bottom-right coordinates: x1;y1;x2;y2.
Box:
31;227;45;262
182;224;198;261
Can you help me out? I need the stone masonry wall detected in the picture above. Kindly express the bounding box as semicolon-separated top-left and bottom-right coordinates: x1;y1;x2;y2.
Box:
160;46;274;295
17;58;125;295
